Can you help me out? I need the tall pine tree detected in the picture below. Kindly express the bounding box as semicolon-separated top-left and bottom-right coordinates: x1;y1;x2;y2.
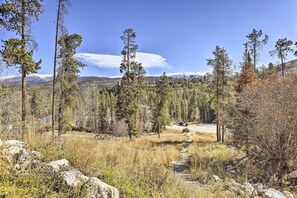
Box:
0;0;43;138
57;33;84;135
207;46;233;143
152;73;172;138
116;28;145;140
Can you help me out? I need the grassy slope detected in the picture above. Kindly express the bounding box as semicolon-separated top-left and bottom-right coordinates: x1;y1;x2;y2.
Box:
0;130;249;198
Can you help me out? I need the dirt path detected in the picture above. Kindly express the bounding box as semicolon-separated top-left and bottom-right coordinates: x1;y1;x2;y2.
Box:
170;126;217;189
166;124;216;134
171;131;202;189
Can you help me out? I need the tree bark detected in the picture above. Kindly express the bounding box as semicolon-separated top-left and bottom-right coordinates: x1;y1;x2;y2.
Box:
52;0;62;139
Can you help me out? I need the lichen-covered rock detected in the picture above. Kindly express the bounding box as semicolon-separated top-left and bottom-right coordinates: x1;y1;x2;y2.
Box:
2;140;26;148
48;159;70;172
61;170;89;187
264;188;286;198
85;177;119;198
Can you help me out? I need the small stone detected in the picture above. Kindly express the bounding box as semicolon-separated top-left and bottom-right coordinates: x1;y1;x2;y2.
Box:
288;170;297;179
14;164;21;170
264;188;286;198
0;139;2;147
212;175;221;182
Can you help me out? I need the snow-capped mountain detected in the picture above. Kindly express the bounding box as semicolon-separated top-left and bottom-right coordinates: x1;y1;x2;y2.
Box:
0;72;206;85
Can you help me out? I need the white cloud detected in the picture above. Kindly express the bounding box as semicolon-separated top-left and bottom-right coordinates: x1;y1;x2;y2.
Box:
75;52;169;69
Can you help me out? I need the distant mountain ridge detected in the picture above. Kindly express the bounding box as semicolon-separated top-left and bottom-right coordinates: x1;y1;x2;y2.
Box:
0;72;206;85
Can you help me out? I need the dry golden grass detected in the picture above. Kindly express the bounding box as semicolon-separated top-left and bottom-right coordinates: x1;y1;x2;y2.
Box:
193;132;216;142
0;129;247;197
162;128;183;134
28;134;193;197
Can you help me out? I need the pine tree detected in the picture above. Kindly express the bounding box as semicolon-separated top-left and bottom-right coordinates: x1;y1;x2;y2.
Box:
98;92;109;133
57;33;85;135
237;52;257;92
0;0;43;138
52;0;71;139
116;28;145;140
269;38;294;77
246;29;268;71
207;46;233;142
152;73;172;137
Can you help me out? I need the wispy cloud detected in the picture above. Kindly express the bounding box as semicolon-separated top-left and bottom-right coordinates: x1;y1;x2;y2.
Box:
75;52;170;69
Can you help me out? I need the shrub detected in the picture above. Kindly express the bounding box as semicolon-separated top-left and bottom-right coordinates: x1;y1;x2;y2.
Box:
227;75;297;180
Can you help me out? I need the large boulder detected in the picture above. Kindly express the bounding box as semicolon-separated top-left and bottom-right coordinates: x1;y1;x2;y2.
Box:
61;169;89;187
48;159;70;172
264;188;286;198
85;177;119;198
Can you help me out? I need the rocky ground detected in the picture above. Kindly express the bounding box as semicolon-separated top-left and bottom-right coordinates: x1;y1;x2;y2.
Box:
0;139;119;198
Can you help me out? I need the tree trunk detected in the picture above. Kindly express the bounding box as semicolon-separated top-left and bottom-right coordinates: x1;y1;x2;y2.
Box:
216;63;220;142
281;55;284;77
222;124;225;143
21;0;27;139
253;43;257;71
51;0;62;139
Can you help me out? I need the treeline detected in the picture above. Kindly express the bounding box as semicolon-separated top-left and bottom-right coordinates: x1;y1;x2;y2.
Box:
0;74;215;135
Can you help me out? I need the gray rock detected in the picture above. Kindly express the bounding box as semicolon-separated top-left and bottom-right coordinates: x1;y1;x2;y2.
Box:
288;170;297;179
282;191;294;198
212;175;221;182
264;188;286;198
48;159;70;172
61;170;89;187
31;150;42;159
3;140;26;148
85;177;119;198
2;146;28;163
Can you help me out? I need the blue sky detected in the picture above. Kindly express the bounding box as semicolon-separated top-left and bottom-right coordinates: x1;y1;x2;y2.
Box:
1;0;297;76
